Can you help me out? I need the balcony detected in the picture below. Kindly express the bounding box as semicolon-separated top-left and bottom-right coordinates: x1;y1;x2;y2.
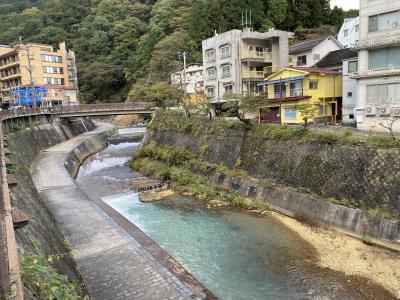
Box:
0;60;19;71
1;72;21;81
350;66;400;78
241;51;272;62
353;34;400;50
242;71;265;79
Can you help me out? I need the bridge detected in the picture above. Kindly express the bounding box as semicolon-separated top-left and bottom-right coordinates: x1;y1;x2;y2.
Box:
0;102;157;300
0;102;156;120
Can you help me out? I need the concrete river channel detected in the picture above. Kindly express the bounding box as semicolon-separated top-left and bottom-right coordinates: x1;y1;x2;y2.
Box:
75;130;394;300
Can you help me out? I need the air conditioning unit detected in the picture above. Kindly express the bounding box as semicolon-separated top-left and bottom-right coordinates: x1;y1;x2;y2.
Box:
393;107;400;117
365;106;375;116
378;107;390;116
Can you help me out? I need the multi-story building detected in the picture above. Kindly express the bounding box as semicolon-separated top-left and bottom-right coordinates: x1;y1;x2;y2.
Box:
351;0;400;131
259;67;342;124
202;28;293;110
289;36;343;67
170;63;204;101
0;42;78;107
338;17;360;48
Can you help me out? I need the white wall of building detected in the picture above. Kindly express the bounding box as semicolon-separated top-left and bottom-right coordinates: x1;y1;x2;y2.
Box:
171;64;204;95
338;17;360;48
342;59;358;124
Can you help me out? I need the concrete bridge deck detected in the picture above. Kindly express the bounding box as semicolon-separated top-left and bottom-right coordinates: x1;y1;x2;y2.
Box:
30;123;199;300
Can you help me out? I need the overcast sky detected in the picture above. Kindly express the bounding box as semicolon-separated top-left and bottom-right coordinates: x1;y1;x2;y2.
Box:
330;0;359;10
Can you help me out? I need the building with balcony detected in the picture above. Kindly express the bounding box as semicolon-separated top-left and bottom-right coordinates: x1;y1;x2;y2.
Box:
352;0;400;131
0;42;78;107
338;17;360;48
258;67;342;124
170;63;204;102
201;28;293;109
289;36;343;67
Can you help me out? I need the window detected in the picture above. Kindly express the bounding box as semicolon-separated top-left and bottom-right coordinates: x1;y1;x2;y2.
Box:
205;86;215;97
43;66;64;74
309;80;318;90
284;108;296;119
347;92;353;97
221;65;231;77
367;83;400;104
369;47;400;70
40;54;62;63
348;61;358;73
274;82;286;98
220;45;231;58
355;24;359;32
297;55;307;66
349;114;354;119
44;77;64;85
369;10;400;32
206;67;216;80
224;83;233;94
28;55;34;60
206;50;216;62
290;80;302;96
344;29;348;37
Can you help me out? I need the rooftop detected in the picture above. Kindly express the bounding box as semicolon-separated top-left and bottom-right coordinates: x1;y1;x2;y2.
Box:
291;66;341;75
315;49;358;68
289;35;339;54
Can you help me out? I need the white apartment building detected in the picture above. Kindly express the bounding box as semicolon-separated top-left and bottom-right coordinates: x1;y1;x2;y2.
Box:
202;28;293;107
170;63;204;96
289;36;343;67
352;0;400;132
338;17;360;48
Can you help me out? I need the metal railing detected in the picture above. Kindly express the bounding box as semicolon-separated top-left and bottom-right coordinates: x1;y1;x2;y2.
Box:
241;51;272;61
242;71;265;79
354;34;400;49
0;102;156;120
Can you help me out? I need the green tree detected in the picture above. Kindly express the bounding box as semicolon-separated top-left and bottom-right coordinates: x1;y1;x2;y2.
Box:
222;93;268;124
293;103;319;130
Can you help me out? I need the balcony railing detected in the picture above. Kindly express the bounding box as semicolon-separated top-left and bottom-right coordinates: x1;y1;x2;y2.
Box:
350;66;400;78
242;71;265;79
353;34;400;49
241;51;272;61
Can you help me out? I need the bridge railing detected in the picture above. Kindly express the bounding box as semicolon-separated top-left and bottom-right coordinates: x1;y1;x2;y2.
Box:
0;102;156;120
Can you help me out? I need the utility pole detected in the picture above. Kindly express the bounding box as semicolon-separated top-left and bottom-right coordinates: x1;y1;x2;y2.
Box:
177;51;190;117
19;37;36;109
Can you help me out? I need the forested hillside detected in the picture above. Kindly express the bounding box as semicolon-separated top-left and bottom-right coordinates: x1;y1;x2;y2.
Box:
0;0;357;103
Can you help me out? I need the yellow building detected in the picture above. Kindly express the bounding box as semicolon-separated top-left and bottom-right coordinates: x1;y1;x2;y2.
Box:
0;42;78;107
259;67;342;124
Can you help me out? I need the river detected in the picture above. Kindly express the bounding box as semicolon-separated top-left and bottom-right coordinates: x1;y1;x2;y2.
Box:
75;138;394;300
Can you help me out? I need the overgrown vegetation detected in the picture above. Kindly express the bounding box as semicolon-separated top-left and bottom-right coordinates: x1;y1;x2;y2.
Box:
152;110;400;149
0;0;357;102
131;145;269;211
21;249;87;300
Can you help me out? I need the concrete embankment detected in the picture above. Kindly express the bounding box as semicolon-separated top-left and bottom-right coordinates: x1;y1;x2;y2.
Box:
7;116;95;296
29;121;210;300
148;112;400;250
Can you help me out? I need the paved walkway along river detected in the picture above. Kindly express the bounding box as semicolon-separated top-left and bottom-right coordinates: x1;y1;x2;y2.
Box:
30;122;199;300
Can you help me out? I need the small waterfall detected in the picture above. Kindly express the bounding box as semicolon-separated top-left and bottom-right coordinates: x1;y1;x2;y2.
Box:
81;119;88;132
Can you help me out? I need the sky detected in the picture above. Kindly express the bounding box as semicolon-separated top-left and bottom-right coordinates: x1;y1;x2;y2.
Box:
330;0;359;10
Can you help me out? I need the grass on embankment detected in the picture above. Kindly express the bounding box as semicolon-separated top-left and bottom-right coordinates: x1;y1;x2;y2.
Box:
130;144;269;211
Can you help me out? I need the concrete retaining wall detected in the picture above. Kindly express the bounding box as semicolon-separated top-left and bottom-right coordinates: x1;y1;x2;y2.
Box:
7;117;95;296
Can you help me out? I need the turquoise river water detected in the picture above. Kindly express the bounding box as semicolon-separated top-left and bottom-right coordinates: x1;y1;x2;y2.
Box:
75;140;394;300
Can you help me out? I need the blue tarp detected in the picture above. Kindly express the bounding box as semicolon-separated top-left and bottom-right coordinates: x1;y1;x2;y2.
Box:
11;87;47;105
18;96;43;105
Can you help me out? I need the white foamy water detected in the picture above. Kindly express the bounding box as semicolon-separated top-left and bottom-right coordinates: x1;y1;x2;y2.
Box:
78;156;131;177
107;142;141;150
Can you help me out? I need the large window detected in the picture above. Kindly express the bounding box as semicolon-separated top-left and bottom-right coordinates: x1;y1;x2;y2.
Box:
220;45;231;58
205;86;215;97
44;77;65;85
348;61;358;73
284;108;296;119
43;66;64;74
369;47;400;70
367;83;400;104
369;10;400;32
206;50;215;62
274;82;286;98
297;55;307;66
221;65;231;77
206;67;216;80
290;80;302;96
40;54;62;63
224;83;233;94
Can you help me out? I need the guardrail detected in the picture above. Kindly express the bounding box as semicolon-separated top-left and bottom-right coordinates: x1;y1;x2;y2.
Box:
0;102;156;120
354;34;400;49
